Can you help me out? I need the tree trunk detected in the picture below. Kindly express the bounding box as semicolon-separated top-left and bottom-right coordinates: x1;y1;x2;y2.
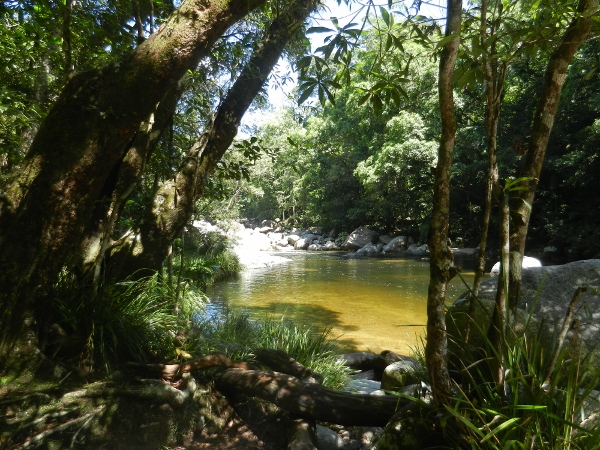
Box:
471;0;507;301
0;0;266;354
110;0;320;278
425;0;462;409
76;83;184;286
508;0;598;309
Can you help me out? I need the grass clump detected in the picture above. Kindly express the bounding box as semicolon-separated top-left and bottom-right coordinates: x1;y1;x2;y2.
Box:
50;272;206;373
188;311;351;389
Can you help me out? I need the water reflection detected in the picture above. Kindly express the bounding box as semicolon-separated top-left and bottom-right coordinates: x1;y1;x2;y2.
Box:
207;252;480;356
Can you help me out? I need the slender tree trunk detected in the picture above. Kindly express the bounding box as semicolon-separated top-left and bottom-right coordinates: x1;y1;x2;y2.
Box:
0;0;266;353
425;0;462;409
471;1;507;300
508;0;598;309
487;188;509;385
110;0;321;279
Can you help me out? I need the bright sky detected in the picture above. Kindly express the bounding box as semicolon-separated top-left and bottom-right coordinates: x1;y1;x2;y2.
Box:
240;0;446;133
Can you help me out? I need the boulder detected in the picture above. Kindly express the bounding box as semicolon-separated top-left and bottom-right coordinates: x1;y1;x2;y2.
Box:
450;259;600;371
378;235;393;245
294;238;311;250
406;244;428;256
323;241;339;251
490;255;541;275
316;425;345;450
307;243;323;251
382;236;407;254
356;242;380;256
300;233;318;242
342;226;378;250
380;359;421;391
287;234;301;245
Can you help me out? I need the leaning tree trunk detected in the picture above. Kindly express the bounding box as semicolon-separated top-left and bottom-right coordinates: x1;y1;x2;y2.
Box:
508;0;598;309
109;0;321;279
0;0;266;354
425;0;462;409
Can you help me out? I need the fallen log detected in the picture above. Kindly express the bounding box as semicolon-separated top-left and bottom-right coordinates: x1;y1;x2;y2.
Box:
126;353;251;379
216;369;405;426
254;348;323;384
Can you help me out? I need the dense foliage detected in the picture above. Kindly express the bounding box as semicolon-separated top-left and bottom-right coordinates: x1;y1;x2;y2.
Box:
236;21;600;258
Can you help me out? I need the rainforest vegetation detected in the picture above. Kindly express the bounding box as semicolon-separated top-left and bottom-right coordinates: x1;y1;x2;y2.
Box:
1;0;600;448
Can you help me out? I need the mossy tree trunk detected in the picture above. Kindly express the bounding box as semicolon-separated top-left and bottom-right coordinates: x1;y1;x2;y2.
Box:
109;0;321;279
508;0;598;309
0;0;267;354
425;0;462;409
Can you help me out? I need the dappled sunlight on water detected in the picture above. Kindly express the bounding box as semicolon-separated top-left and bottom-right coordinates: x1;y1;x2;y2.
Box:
207;253;480;356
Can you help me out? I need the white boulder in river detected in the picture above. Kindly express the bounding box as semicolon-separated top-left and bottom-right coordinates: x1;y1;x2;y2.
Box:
490;255;541;275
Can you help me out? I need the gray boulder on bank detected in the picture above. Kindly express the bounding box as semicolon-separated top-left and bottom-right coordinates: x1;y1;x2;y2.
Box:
382;236;408;254
449;259;600;369
342;226;378;250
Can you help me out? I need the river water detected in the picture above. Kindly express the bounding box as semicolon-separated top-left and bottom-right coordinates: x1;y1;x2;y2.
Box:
207;252;479;356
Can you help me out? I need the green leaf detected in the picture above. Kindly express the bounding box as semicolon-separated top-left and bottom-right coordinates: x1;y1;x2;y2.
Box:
380;7;390;27
297;85;315;105
481;417;520;443
444;407;485;438
436;33;459;49
306;26;334;34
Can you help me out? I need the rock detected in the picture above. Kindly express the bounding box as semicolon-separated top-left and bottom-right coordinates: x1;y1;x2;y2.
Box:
356;242;380;256
323;241;340;251
406;244;428;256
307;243;323;251
490;255;541;275
380;359;421;391
301;233;318;241
342;226;378;250
258;226;273;234
294;238;311;250
382;236;407;254
378;235;393;245
342;379;382;395
287;234;301;245
372;412;443;450
451;259;600;371
316;425;345;450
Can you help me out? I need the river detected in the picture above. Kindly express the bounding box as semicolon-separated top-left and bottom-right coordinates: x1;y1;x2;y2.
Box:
207;252;479;356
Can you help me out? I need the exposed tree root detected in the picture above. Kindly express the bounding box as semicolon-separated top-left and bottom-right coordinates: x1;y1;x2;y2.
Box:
2;349;404;448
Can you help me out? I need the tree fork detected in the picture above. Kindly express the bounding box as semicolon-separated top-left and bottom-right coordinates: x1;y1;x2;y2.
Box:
111;0;321;278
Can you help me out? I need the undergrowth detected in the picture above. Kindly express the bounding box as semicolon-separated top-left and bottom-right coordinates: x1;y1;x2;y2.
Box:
443;296;600;449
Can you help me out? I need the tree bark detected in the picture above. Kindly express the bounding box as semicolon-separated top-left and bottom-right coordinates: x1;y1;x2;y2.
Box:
77;83;184;286
0;0;267;353
508;0;598;309
110;0;320;278
425;0;462;409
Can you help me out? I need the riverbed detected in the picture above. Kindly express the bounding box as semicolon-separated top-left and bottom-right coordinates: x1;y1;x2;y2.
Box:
207;252;479;356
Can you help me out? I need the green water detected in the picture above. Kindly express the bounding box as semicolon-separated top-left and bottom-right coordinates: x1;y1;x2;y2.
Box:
207;252;478;356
